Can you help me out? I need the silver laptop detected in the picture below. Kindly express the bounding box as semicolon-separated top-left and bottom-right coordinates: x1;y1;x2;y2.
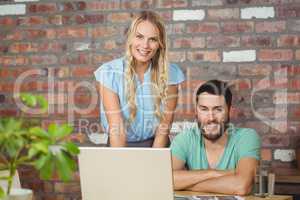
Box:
78;147;174;200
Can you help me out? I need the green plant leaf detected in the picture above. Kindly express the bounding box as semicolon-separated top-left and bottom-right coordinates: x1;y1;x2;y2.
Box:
39;155;54;180
48;124;73;139
34;154;51;170
36;95;48;113
0;186;5;199
20;93;37;107
56;151;73;181
29;127;49;139
62;142;80;155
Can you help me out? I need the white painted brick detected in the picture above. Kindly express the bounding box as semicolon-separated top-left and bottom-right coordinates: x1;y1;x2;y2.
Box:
74;43;91;51
223;50;256;62
274;149;295;162
173;10;205;21
14;0;39;2
0;4;26;16
241;7;275;19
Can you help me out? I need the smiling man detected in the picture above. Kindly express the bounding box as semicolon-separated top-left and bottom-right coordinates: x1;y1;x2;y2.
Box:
171;80;261;195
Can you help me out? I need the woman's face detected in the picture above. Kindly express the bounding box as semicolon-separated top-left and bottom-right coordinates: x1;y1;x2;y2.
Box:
131;20;160;67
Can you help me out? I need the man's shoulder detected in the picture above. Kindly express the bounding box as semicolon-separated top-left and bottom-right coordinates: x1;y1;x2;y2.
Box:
172;125;200;143
230;126;260;143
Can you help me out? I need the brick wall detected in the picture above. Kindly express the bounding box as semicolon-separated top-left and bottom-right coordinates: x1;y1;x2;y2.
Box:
0;0;300;199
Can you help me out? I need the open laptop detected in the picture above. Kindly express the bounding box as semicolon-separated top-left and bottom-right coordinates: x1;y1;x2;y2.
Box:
78;147;174;200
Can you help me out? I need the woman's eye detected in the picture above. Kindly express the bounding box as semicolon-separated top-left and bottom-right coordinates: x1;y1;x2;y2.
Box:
136;34;143;39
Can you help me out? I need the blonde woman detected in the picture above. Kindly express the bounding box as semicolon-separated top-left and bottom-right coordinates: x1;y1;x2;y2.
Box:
94;11;185;147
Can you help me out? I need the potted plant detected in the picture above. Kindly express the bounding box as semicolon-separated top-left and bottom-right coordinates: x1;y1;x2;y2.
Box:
0;93;80;199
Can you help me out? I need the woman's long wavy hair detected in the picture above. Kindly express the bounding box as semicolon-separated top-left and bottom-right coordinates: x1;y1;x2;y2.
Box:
125;10;169;122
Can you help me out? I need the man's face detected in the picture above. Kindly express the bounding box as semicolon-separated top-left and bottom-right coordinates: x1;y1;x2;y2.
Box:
196;92;229;141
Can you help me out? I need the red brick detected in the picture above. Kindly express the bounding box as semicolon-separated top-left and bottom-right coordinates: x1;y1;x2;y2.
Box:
234;79;252;90
75;14;105;25
174;108;195;121
30;55;58;65
289;79;300;90
0;82;14;92
296;50;300;60
273;92;300;104
0;17;17;26
187;23;220;33
256;21;286;33
238;64;272;76
24;29;56;40
262;135;289;147
159;10;173;21
261;149;272;161
60;2;87;11
61;53;90;65
17;16;48;26
74;107;99;118
103;40;123;50
187;50;220;62
166;23;185;35
173;37;205;48
258;49;293;61
92;53;120;64
0;109;18;116
277;6;300;18
207;8;239;20
71;66;96;77
107;12;133;23
168;51;186;62
90;26;118;38
54;182;80;193
122;0;155;9
181;80;204;91
207;35;240;48
56;28;87;39
85;1;120;11
28;3;57;13
9;42;32;53
48;67;70;78
241;36;273;47
222;21;254;33
157;0;188;8
278;35;300;47
0;56;29;66
0;45;8;53
1;31;22;41
275;64;300;76
244;121;270;135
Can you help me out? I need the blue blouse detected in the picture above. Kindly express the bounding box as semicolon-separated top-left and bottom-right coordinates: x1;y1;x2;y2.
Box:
94;57;185;142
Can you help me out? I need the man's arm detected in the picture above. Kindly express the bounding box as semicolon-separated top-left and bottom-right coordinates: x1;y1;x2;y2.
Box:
187;158;258;195
152;85;178;148
172;156;234;190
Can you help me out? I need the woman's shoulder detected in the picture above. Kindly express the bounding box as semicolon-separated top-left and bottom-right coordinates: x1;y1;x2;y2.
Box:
100;57;125;72
168;63;185;84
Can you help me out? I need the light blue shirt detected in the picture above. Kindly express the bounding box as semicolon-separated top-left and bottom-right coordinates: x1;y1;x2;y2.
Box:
94;57;185;142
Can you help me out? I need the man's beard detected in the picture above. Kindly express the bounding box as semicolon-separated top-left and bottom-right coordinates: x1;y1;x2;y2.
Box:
198;120;229;142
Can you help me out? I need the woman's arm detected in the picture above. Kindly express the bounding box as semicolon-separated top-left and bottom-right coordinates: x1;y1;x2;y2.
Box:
152;85;179;148
99;83;126;147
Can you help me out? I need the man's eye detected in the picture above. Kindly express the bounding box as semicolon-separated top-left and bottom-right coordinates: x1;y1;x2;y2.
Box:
150;38;157;42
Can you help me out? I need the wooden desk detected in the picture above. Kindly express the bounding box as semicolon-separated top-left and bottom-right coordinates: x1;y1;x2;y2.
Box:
175;191;293;200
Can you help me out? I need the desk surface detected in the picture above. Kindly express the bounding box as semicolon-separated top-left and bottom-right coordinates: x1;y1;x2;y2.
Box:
175;191;293;200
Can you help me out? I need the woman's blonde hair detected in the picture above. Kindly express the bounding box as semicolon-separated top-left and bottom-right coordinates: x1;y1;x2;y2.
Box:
125;10;169;122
